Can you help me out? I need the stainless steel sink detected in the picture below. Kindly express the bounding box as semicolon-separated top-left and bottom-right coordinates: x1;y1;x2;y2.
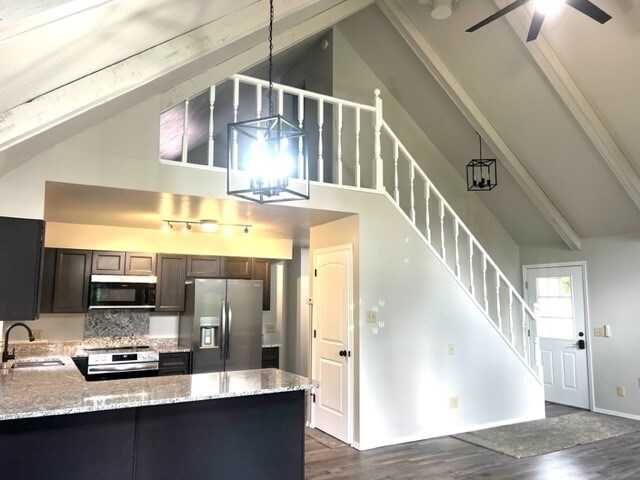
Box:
12;359;65;369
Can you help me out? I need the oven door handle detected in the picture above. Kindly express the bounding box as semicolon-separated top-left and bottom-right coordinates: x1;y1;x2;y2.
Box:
87;362;158;374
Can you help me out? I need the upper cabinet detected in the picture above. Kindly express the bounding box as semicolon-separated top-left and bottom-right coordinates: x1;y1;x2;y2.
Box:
222;257;252;279
0;216;45;320
92;251;156;276
155;254;186;312
186;256;221;278
41;248;92;314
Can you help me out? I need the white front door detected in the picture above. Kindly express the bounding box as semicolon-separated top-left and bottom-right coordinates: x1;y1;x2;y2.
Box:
312;244;353;444
525;264;590;409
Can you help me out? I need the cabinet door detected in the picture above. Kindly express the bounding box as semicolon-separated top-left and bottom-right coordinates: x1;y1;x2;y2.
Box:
92;251;125;275
222;257;252;279
39;248;57;314
0;216;44;320
125;252;156;276
52;249;92;313
186;256;221;278
156;254;186;312
251;258;271;311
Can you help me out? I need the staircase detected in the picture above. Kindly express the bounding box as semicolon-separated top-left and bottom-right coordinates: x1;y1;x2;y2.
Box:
161;74;542;381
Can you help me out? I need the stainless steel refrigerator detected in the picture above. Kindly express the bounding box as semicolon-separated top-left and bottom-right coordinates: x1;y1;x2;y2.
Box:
179;279;263;374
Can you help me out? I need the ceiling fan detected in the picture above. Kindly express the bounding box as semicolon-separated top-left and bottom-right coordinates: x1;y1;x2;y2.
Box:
466;0;612;42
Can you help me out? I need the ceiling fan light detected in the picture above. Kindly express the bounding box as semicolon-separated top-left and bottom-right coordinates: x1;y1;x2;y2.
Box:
431;0;453;20
534;0;564;16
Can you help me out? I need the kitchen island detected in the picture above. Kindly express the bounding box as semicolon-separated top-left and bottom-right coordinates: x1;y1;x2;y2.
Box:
0;357;316;480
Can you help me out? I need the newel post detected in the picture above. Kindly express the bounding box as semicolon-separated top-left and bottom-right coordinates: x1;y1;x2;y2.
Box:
373;89;384;191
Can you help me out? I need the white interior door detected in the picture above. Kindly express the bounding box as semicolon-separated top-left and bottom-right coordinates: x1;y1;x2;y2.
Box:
312;244;353;444
525;264;589;409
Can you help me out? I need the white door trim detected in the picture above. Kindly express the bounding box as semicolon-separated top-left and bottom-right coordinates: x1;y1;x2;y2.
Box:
311;243;354;445
522;261;594;410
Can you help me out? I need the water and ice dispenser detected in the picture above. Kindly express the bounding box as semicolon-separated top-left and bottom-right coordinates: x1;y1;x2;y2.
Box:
199;316;219;349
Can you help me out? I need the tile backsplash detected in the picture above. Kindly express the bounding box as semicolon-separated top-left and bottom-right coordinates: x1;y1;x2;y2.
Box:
84;309;150;338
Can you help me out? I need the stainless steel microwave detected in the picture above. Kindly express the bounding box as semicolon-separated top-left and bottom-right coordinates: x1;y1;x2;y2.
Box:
89;275;157;309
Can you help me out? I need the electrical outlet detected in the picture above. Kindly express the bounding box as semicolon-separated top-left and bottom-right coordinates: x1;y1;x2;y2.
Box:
593;327;604;337
366;311;377;323
32;329;44;340
449;396;459;409
265;323;276;333
617;386;626;397
448;344;455;356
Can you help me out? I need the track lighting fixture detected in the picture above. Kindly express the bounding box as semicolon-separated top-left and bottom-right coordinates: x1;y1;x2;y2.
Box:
161;219;252;234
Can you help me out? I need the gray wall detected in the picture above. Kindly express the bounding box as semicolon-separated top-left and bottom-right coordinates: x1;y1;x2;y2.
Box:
521;234;640;420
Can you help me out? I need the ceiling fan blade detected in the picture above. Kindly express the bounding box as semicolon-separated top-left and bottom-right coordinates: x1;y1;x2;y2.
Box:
466;0;531;33
565;0;612;24
526;10;546;42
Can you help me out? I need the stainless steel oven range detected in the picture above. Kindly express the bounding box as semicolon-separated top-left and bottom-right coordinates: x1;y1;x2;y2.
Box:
81;346;159;381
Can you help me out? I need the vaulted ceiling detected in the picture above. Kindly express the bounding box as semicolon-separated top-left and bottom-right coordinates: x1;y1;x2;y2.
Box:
1;0;637;250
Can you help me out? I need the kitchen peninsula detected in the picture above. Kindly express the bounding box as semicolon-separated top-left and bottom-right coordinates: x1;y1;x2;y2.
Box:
0;359;315;480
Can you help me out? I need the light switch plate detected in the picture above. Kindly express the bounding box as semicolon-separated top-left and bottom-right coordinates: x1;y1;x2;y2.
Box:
449;396;458;409
593;327;604;337
448;344;455;356
366;311;377;323
617;386;625;397
266;323;276;333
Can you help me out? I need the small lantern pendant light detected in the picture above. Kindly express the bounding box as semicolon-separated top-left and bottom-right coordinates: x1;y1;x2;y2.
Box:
467;132;497;191
227;0;309;204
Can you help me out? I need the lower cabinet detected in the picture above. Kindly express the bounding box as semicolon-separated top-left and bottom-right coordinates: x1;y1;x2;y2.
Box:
158;351;191;376
261;346;279;368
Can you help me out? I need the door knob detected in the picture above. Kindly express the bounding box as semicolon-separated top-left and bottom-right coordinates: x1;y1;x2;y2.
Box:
572;339;586;350
339;350;347;357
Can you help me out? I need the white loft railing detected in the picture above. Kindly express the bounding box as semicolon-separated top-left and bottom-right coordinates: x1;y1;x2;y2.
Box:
162;74;542;379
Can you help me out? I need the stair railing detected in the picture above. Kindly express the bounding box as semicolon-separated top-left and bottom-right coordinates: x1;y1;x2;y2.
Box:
162;74;542;379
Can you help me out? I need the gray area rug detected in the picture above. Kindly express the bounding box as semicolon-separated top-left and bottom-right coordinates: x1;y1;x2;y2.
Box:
305;427;347;449
453;411;640;458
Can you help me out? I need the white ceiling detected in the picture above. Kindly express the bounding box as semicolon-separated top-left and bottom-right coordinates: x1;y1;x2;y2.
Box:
3;0;640;249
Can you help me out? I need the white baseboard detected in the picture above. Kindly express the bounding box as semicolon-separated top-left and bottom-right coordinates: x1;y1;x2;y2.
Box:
593;407;640;422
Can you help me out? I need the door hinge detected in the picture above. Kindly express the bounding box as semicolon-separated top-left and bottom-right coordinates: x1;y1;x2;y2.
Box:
313;329;316;338
314;268;317;277
311;393;316;403
528;329;531;337
525;281;529;289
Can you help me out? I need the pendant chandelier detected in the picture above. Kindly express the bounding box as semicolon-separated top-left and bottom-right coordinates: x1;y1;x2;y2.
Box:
227;0;309;204
466;132;497;191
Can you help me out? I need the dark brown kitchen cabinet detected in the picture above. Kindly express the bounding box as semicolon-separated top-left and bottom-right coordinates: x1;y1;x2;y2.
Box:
125;252;156;276
155;254;186;312
186;255;221;278
0;216;45;320
92;251;156;276
222;257;252;279
251;258;271;311
92;251;125;274
51;249;92;313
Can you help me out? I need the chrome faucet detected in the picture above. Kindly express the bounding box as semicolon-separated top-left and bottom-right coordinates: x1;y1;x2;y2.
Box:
1;322;35;369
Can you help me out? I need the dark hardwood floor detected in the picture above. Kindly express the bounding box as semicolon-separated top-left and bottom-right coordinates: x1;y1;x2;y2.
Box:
305;403;640;479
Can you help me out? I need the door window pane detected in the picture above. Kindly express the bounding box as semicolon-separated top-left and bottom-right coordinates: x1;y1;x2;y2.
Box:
535;276;574;340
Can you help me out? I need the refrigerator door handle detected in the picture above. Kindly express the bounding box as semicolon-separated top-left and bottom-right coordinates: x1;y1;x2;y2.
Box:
226;302;233;359
220;300;226;360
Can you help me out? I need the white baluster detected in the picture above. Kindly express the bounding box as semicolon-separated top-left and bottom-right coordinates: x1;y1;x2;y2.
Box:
181;99;189;164
232;77;239;169
337;103;343;186
483;255;488;313
425;182;431;244
393;141;399;202
373;89;383;191
496;271;502;330
454;219;460;278
355;108;361;188
439;199;446;261
534;334;542;375
298;93;305;180
410;163;416;223
508;288;515;345
278;88;284;116
317;98;324;183
256;84;262;118
469;237;475;296
207;86;215;167
521;302;528;361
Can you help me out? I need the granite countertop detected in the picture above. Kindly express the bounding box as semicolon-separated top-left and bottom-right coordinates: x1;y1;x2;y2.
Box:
0;356;317;422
